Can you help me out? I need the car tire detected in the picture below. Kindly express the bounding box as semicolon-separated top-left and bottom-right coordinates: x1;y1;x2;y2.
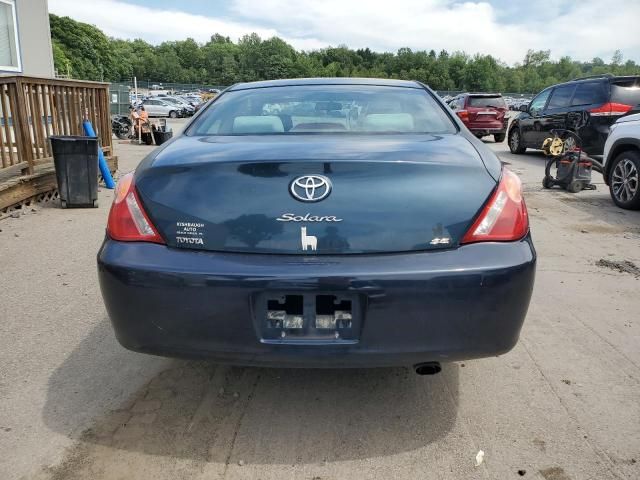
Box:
608;150;640;210
169;110;177;119
508;128;526;154
494;133;506;143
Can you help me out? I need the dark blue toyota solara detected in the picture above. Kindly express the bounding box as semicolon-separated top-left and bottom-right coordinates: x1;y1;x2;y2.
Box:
98;78;535;371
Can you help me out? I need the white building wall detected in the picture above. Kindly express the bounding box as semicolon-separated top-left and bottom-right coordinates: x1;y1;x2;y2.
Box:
11;0;55;77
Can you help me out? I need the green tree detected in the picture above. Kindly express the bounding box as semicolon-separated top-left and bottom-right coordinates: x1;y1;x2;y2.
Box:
49;14;640;95
49;14;118;81
51;39;72;77
611;49;623;66
523;49;551;68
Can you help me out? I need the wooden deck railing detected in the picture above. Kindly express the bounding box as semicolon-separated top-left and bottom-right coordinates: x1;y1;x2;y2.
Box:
0;75;115;210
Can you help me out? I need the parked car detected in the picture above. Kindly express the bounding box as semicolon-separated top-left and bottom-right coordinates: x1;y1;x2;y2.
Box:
178;94;201;103
503;97;515;110
449;93;508;142
602;112;640;209
162;97;194;116
508;74;640;156
98;78;535;371
141;98;180;118
178;95;203;111
182;95;203;105
129;93;144;105
507;97;531;111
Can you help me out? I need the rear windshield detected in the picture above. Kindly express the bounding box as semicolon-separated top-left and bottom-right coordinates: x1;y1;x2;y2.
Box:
467;96;506;108
188;85;457;135
611;78;640;107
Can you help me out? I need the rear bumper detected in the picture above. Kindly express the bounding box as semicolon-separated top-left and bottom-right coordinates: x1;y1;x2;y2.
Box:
97;235;536;367
468;125;507;136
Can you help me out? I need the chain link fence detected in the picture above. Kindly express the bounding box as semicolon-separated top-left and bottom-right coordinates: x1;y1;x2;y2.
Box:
118;81;536;98
122;80;227;93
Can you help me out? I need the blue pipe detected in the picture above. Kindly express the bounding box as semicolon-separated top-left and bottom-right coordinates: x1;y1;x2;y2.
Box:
82;119;115;189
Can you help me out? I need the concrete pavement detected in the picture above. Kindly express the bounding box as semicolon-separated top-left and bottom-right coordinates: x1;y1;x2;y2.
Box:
1;123;639;479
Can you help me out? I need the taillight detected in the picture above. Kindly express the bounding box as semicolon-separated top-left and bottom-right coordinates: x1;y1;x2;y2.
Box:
461;168;529;244
106;172;164;244
456;110;469;122
589;102;632;116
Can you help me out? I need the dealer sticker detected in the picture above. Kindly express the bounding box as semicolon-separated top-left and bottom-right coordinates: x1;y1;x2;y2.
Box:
176;221;205;246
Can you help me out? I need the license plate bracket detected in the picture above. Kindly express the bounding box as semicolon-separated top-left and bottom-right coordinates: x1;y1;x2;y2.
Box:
254;293;362;344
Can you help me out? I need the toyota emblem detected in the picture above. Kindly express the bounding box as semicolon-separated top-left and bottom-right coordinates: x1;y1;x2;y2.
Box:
290;175;332;202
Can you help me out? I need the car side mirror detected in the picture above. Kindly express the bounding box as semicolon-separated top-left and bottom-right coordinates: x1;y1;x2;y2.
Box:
519;104;528;112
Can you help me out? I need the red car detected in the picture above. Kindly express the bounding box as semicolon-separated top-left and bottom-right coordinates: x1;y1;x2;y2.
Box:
449;93;508;142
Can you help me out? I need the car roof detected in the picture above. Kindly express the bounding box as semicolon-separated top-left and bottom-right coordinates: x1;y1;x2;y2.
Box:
227;77;423;91
555;75;640;88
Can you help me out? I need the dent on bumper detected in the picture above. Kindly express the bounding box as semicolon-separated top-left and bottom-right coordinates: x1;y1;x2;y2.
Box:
97;235;536;367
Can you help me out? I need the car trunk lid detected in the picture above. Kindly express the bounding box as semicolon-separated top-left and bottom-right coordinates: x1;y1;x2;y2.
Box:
466;95;507;125
135;134;497;254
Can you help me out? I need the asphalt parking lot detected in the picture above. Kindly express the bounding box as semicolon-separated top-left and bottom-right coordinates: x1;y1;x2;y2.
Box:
1;119;639;480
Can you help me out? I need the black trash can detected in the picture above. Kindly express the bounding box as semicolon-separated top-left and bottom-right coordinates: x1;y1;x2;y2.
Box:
153;129;173;145
49;136;99;208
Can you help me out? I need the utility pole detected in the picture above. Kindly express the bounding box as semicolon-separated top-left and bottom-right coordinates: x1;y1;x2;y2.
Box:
134;76;141;145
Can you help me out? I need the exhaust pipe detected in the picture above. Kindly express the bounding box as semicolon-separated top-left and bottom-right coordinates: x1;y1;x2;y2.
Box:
414;362;441;375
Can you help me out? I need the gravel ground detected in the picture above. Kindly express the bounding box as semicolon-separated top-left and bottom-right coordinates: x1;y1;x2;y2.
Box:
1;119;639;480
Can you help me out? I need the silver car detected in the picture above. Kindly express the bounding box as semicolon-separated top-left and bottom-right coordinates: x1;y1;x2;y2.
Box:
163;97;195;115
142;99;181;118
603;113;640;209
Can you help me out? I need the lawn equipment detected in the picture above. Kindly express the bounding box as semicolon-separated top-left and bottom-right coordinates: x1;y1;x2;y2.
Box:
542;129;603;193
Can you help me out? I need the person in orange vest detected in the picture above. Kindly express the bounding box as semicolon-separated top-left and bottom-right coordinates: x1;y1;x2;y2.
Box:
138;105;149;125
129;104;139;125
131;105;152;144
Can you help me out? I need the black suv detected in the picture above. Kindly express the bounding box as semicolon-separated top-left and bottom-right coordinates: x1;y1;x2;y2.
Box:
508;75;640;156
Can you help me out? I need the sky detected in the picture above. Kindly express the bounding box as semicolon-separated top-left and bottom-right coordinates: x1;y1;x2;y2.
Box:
48;0;640;65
